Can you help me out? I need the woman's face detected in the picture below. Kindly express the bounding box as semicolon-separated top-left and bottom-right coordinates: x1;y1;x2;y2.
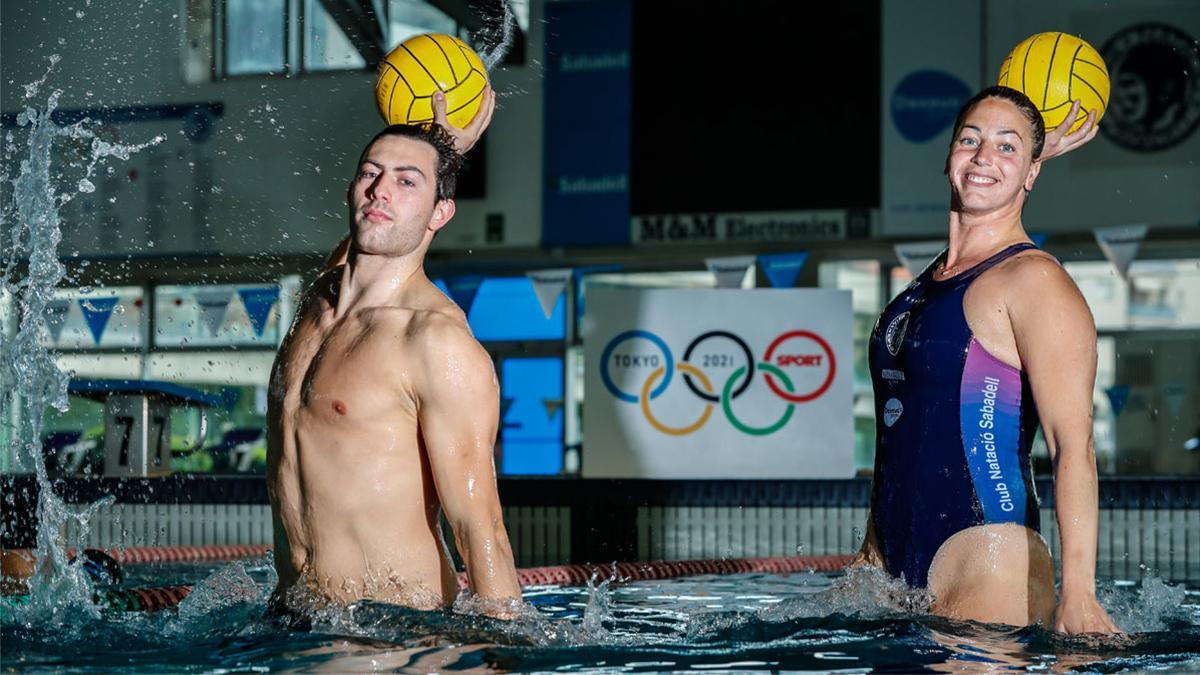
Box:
947;98;1041;216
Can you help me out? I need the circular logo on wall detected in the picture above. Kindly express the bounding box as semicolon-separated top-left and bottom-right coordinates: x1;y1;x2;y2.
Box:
891;70;973;143
885;311;910;356
1100;23;1200;152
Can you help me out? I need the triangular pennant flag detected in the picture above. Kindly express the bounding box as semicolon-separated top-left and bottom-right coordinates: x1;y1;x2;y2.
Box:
194;289;232;336
446;275;484;316
237;287;280;337
1029;232;1048;249
705;255;755;289
541;397;564;421
894;241;947;277
758;252;809;288
44;298;72;342
1106;385;1130;416
526;268;572;319
78;296;119;345
500;396;515;423
1161;384;1187;418
433;278;450;296
1094;224;1147;279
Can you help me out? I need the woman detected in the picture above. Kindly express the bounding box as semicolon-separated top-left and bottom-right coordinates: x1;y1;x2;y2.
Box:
857;86;1120;635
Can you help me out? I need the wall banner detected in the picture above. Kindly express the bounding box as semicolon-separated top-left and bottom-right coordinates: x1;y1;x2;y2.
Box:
542;0;632;246
633;209;856;245
582;288;854;479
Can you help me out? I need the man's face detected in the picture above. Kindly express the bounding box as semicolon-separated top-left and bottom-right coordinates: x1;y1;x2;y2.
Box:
348;135;446;257
947;98;1040;216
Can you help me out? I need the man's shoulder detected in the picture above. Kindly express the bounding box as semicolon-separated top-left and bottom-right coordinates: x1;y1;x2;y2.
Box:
298;266;344;313
405;309;496;395
370;299;486;360
370;299;469;342
410;307;476;347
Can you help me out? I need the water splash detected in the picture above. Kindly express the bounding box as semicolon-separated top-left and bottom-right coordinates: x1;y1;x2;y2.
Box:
579;570;617;636
1102;575;1193;633
474;0;516;72
0;58;162;621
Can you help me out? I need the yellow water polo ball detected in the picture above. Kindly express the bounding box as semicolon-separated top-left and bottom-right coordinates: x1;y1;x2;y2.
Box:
375;33;489;128
998;32;1110;133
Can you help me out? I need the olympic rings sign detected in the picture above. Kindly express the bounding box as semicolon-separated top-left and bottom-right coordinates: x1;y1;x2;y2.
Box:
599;329;836;436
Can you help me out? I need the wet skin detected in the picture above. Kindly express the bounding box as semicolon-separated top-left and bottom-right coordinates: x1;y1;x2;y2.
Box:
267;135;519;611
860;98;1119;634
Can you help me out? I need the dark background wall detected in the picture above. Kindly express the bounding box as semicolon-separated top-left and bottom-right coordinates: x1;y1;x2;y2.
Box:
631;0;881;215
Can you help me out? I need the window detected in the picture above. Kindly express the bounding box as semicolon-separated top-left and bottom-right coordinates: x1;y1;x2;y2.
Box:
386;0;457;48
1066;259;1200;330
304;0;367;71
214;0;468;77
155;283;285;347
40;287;145;350
225;0;287;76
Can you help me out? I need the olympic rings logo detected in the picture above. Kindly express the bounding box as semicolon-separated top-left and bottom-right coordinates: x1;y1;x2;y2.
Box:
599;329;836;436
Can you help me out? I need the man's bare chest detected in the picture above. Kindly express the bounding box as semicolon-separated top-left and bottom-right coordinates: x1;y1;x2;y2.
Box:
272;318;415;426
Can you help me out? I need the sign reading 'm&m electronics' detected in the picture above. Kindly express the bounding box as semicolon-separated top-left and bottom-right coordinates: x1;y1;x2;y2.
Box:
582;289;854;479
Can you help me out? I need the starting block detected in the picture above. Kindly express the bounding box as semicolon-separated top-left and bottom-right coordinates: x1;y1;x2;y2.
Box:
68;379;221;477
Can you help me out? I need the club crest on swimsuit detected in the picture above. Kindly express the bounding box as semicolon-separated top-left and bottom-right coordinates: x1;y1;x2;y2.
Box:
885;311;910;356
883;398;903;427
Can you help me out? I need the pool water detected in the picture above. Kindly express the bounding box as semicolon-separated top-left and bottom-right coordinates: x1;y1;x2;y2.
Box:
3;559;1199;673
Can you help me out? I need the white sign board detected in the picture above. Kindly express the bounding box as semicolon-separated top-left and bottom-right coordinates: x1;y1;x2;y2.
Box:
880;0;981;237
582;288;854;479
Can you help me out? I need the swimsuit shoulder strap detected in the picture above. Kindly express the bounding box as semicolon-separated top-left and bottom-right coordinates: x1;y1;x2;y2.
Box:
958;242;1039;283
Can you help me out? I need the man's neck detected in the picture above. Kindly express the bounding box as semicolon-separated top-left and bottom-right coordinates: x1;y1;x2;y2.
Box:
336;249;426;316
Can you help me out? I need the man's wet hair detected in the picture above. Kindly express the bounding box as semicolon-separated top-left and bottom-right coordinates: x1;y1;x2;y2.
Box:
355;124;463;201
950;85;1046;160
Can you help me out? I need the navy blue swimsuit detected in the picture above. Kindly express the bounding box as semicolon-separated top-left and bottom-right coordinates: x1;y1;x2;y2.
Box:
868;243;1041;588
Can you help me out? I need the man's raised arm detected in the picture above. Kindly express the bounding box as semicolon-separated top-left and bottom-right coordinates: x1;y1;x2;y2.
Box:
416;319;521;607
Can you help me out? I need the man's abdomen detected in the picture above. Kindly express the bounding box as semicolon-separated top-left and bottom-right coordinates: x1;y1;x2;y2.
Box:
276;424;456;608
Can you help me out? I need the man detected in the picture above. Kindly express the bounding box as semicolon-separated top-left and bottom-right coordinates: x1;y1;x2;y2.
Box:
856;88;1120;634
266;90;521;615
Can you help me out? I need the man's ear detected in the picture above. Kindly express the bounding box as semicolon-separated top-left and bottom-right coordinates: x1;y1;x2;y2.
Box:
1024;159;1042;192
429;198;456;233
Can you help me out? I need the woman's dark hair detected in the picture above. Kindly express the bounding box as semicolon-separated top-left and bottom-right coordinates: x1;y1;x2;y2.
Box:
354;124;463;201
950;85;1046;160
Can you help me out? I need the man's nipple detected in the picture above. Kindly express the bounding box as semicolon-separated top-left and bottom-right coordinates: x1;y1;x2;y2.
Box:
332;400;348;415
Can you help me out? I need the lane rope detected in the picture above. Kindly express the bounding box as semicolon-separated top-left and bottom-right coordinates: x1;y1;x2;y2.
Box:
5;547;853;612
